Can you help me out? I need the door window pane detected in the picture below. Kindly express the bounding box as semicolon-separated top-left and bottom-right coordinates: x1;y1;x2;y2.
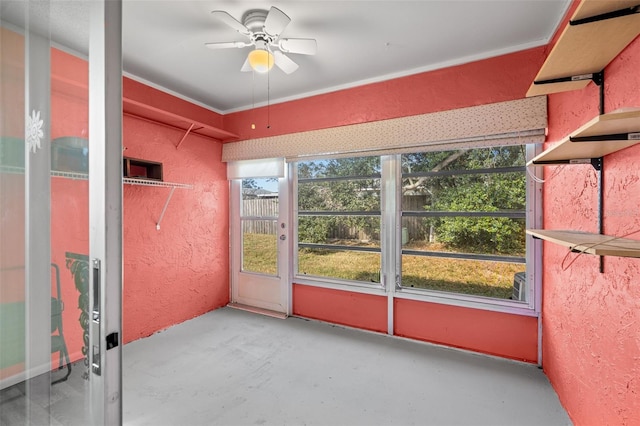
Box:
242;220;278;275
241;178;278;276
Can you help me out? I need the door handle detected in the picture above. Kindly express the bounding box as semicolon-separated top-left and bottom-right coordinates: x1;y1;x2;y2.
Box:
91;258;101;376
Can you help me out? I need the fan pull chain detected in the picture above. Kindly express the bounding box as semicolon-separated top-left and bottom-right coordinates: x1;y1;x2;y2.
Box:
251;70;256;129
267;57;271;129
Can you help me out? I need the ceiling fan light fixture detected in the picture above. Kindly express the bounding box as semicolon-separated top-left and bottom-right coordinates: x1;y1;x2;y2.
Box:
209;7;316;75
248;49;274;73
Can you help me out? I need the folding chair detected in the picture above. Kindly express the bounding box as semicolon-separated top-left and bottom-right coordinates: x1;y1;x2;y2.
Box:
51;263;72;385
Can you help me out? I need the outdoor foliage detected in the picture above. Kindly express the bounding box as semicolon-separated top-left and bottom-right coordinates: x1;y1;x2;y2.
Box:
298;157;380;244
402;146;526;255
297;147;526;255
288;147;528;298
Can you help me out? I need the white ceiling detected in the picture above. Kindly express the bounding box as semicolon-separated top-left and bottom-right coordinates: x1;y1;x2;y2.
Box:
1;0;571;114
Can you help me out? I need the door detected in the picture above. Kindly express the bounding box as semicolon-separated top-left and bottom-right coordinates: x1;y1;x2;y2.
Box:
230;173;290;315
0;1;122;424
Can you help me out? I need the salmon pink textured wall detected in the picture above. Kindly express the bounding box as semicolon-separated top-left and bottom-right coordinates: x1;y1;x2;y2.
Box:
293;285;387;333
122;116;229;343
223;47;547;140
47;47;229;348
543;35;640;424
395;299;538;362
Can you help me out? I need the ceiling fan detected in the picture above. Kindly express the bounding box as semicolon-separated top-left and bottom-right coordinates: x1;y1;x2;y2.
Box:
206;6;317;74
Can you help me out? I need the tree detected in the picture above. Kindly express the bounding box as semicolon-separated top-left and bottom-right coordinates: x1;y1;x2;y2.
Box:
404;146;526;254
297;146;526;254
298;157;380;244
242;178;258;189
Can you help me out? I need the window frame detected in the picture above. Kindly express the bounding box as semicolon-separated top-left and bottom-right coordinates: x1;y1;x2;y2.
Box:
292;144;542;316
293;157;384;288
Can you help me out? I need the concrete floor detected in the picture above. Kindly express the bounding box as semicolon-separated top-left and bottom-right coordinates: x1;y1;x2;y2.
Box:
123;307;572;426
0;361;90;425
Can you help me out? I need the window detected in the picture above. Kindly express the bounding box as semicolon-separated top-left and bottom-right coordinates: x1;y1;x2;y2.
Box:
241;178;279;275
295;157;381;284
293;145;537;308
400;146;527;301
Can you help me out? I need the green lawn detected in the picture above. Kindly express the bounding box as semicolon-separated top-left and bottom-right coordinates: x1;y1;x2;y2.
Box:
243;233;524;299
243;232;278;275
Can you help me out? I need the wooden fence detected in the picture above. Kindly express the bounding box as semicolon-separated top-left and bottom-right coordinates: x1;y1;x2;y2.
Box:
242;195;430;242
242;198;279;234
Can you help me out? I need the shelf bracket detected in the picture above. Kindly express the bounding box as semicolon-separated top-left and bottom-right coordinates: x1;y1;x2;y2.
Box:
569;4;639;26
598;69;605;115
175;124;204;149
533;70;603;88
531;157;602;170
123;178;192;230
156;186;176;231
175;123;194;149
597;157;605;273
570;132;640;142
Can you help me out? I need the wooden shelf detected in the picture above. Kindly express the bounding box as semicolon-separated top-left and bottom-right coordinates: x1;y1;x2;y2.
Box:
527;229;640;258
527;0;640;97
123;98;238;143
527;108;640;166
122;78;238;143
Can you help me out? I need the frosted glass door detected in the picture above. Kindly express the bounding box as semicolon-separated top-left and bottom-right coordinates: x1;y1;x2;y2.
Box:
0;1;122;424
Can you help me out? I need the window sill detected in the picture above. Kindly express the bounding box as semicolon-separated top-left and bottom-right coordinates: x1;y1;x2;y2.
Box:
396;287;539;317
293;275;386;296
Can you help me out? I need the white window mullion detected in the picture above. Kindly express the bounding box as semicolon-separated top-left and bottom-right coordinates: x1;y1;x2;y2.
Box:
381;155;400;335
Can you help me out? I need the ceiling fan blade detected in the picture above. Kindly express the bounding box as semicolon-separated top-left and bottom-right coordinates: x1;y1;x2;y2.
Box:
279;38;317;55
273;50;299;74
211;10;250;36
205;41;250;50
263;6;291;38
240;57;252;72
